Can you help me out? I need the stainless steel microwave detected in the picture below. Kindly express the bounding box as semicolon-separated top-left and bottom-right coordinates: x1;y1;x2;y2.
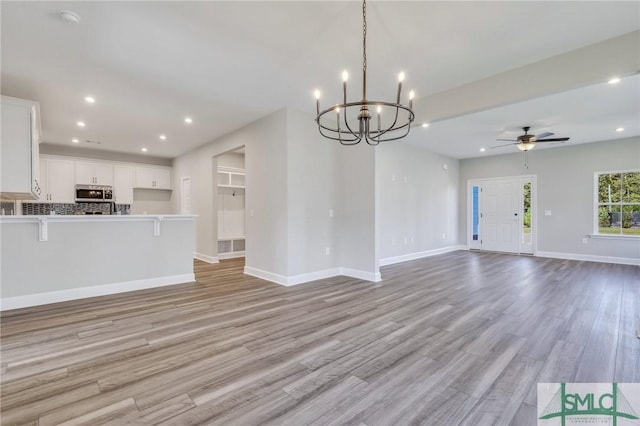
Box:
75;185;113;202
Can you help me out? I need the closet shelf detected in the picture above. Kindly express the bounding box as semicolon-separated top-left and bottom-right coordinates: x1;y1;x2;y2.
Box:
218;184;245;189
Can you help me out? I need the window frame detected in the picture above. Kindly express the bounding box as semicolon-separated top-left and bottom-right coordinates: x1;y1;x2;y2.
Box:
593;169;640;239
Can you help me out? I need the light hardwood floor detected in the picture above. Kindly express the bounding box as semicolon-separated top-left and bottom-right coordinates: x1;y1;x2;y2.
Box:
1;251;638;425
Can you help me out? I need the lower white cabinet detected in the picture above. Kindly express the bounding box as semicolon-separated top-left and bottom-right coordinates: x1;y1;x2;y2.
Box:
135;166;172;189
113;165;134;204
218;237;245;259
39;158;75;203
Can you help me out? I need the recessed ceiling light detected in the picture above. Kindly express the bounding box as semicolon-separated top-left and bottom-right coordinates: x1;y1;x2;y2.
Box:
616;127;625;132
85;96;95;104
159;134;167;140
421;123;429;128
184;117;193;124
58;10;81;24
72;138;79;143
77;121;85;127
608;77;621;85
141;147;148;152
480;148;486;152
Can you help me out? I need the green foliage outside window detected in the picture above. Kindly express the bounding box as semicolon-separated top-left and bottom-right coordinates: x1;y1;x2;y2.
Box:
597;171;640;235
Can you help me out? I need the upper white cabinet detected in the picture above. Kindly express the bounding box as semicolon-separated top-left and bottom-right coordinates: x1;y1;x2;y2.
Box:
0;96;41;199
113;165;134;204
134;166;172;190
75;161;113;185
217;167;245;188
39;158;75;203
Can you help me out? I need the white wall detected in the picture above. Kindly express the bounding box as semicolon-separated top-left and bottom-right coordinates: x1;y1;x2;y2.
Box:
286;108;337;276
335;141;378;277
376;142;460;263
171;109;288;274
217;152;245;169
459;137;640;262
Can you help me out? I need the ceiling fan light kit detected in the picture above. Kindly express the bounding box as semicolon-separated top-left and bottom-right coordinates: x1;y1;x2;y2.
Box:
517;141;536;152
313;0;415;145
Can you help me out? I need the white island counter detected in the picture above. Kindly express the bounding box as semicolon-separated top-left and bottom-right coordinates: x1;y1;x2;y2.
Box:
0;214;196;310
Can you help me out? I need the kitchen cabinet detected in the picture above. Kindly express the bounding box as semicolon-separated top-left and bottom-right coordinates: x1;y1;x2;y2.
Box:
75;161;113;185
0;96;41;199
134;166;172;190
39;158;75;203
113;165;134;204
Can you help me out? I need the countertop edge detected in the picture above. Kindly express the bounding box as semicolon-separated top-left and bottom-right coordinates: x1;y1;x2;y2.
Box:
0;214;198;223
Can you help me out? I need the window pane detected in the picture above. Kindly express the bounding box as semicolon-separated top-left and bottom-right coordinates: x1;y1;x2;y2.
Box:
622;172;640;203
472;186;479;240
522;182;531;245
598;205;622;234
598;173;621;203
621;205;640;235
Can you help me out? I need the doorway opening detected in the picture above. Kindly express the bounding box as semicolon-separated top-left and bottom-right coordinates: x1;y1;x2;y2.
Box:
215;147;246;259
467;175;536;254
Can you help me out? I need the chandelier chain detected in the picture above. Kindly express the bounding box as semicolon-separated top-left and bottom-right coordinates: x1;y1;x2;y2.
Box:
362;0;367;75
313;0;415;145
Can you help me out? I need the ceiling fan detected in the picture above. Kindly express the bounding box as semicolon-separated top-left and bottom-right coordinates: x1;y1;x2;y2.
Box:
491;126;570;152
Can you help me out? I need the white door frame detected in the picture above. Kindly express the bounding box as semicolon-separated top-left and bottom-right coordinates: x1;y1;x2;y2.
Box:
467;174;537;255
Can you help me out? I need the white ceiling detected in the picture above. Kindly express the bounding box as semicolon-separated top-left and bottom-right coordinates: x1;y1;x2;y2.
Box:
1;1;639;158
407;73;640;159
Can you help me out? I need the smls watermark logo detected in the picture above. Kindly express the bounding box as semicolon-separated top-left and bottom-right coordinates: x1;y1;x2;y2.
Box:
538;383;640;425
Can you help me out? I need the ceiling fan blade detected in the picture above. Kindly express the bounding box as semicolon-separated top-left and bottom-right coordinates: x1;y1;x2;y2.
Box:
536;137;570;142
536;132;554;139
495;138;517;142
490;142;517;149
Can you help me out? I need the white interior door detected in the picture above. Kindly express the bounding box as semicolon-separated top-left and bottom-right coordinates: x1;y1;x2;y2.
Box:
181;177;191;214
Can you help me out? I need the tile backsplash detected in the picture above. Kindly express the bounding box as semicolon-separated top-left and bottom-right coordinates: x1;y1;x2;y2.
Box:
21;202;131;216
1;201;17;215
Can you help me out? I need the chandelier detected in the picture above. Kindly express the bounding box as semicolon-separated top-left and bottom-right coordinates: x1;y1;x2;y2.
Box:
314;0;415;145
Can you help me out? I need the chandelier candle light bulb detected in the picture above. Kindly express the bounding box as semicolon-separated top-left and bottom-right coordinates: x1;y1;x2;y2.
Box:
313;0;415;145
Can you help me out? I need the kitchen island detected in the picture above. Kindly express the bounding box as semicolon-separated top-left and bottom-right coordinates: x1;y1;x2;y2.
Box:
0;214;196;310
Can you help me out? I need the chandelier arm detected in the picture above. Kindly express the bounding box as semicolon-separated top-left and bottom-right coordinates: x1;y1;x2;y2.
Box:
317;120;362;142
370;122;413;142
317;125;361;144
316;120;361;139
342;106;361;139
369;105;414;139
374;104;402;140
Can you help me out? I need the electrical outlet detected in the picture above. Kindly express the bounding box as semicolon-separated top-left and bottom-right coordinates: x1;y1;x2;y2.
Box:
545;210;552;216
329;209;334;217
582;238;588;244
410;236;414;243
442;233;446;240
325;247;331;255
404;237;408;245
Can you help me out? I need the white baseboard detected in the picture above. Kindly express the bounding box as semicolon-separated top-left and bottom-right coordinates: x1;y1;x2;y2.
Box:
339;267;382;282
244;267;289;286
0;274;196;311
537;251;640;266
218;251;245;260
379;245;466;267
243;266;381;287
194;252;219;264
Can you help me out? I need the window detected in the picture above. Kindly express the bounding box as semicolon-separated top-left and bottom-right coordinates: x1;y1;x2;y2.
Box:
596;171;640;236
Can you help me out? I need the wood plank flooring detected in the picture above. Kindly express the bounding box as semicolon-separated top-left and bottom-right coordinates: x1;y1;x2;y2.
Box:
1;251;638;425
